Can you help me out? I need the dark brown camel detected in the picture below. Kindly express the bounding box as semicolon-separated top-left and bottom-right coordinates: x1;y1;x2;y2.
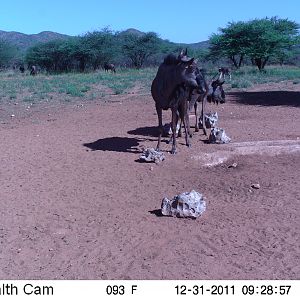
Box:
151;49;199;154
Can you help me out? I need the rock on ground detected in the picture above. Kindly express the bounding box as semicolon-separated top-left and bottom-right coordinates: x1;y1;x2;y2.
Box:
199;112;218;129
161;190;206;218
139;148;165;163
209;127;231;144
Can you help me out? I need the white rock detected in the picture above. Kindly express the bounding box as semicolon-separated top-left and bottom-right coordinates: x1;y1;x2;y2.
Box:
139;148;165;163
209;127;231;144
199;112;218;129
161;190;206;218
251;183;260;189
228;162;238;168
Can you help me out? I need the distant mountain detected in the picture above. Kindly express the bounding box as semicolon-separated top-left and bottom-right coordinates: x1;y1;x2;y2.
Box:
0;28;209;52
0;30;71;51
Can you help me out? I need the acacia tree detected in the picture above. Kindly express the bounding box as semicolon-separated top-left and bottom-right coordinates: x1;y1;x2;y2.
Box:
0;39;18;68
247;18;299;70
121;32;161;68
209;17;300;70
209;21;250;68
26;39;72;72
26;37;90;72
82;29;117;70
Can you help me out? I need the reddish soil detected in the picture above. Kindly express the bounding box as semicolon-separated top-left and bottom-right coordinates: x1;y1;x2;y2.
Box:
0;82;299;280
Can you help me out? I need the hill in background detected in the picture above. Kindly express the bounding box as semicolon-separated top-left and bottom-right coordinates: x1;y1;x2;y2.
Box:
120;28;210;50
0;28;209;52
0;30;71;51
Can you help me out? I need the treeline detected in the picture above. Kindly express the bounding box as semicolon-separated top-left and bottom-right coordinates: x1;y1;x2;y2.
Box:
25;29;172;72
0;17;299;73
1;28;195;73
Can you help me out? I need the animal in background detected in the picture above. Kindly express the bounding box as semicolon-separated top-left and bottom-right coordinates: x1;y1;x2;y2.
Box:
104;63;116;73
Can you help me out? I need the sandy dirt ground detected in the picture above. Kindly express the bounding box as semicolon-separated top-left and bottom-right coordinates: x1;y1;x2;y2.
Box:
0;82;299;280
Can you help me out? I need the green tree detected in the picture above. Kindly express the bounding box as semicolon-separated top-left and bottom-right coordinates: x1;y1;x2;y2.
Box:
121;32;161;68
26;39;72;72
209;17;300;70
209;21;250;68
0;39;18;68
67;37;90;72
247;18;299;70
26;37;91;73
82;28;117;70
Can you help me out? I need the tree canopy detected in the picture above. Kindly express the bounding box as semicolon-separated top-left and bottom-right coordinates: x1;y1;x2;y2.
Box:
0;39;18;68
209;17;300;70
121;32;162;68
25;29;164;72
25;29;119;73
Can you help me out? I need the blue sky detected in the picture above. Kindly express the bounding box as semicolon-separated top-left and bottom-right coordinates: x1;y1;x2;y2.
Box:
1;0;300;43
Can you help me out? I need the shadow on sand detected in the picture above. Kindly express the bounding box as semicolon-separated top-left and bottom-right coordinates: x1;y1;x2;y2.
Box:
128;126;171;146
83;137;141;153
229;91;300;107
127;126;158;138
149;209;165;217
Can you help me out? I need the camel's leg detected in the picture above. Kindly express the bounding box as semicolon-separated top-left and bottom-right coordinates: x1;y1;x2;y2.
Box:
169;111;182;145
180;102;191;148
156;105;163;151
178;113;182;137
194;101;199;132
201;96;207;136
171;108;178;154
